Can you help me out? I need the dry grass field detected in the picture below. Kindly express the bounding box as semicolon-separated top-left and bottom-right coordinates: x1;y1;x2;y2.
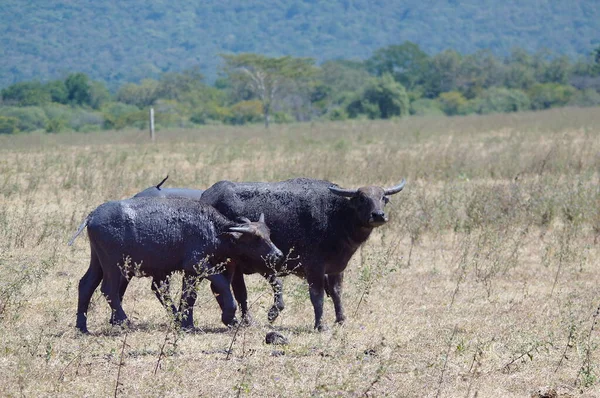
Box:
1;107;599;397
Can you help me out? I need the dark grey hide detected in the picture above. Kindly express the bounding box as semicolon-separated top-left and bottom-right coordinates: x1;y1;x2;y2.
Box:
69;197;282;333
200;177;406;330
133;176;204;199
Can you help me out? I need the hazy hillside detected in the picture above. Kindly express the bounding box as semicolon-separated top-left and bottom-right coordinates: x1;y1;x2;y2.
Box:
1;0;599;88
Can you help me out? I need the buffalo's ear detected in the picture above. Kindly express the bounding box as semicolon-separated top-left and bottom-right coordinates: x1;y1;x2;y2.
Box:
220;231;243;241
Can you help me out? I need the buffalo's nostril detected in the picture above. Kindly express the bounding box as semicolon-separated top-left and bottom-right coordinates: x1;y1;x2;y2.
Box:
372;211;386;220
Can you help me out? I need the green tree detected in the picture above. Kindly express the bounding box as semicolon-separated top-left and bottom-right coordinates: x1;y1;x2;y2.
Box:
366;41;430;91
456;50;504;98
221;53;316;127
423;50;462;98
45;80;69;104
347;74;409;119
1;81;51;106
312;60;370;116
156;67;205;101
65;73;92;106
117;79;160;108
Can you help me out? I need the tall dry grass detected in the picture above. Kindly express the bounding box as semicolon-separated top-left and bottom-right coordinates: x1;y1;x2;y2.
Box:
0;107;599;397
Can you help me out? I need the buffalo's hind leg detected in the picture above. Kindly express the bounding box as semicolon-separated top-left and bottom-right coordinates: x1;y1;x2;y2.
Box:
307;270;327;331
76;250;103;333
100;267;128;328
325;273;346;325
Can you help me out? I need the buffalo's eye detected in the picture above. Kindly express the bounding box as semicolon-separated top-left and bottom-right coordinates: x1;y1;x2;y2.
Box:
383;196;390;204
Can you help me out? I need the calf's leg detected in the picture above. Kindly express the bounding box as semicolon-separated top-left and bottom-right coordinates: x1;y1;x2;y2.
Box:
266;274;285;323
179;272;200;330
207;273;237;327
151;275;178;317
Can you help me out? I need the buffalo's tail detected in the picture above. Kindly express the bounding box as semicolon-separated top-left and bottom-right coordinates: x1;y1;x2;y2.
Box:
68;216;89;246
156;175;169;190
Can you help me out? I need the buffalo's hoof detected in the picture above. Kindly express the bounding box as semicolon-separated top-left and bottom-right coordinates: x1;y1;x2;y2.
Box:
76;327;90;334
240;313;254;327
179;323;195;332
267;306;281;323
226;317;240;329
315;324;329;332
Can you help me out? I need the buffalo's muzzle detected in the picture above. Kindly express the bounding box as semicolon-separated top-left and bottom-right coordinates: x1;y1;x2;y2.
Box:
369;210;388;226
267;248;284;264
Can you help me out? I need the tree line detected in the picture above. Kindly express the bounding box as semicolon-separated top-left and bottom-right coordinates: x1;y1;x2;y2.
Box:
1;42;600;134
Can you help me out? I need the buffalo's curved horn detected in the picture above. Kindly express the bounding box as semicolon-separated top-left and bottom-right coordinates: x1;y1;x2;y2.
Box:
384;179;406;195
258;213;265;223
328;185;358;197
237;216;252;224
228;225;253;234
156;175;169;190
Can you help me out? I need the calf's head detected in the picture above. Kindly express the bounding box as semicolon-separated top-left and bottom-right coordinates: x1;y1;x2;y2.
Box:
223;213;283;264
329;179;406;227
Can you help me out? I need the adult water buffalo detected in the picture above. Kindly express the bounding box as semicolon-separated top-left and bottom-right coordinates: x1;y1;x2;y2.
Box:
68;197;282;334
201;177;406;331
133;176;204;199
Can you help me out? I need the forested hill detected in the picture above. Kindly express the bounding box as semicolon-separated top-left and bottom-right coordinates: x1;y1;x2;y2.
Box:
2;0;599;89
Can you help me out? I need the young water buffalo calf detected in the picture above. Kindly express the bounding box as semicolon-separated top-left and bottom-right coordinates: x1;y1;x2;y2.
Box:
69;197;282;334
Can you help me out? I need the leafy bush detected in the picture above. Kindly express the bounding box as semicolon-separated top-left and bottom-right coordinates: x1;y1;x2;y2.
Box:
0;106;48;131
437;91;470;115
45;118;67;133
273;111;294;124
0;116;19;134
102;102;146;129
226;100;264;125
567;88;600;107
472;87;531;114
409;98;445;116
528;83;577;110
326;107;349;121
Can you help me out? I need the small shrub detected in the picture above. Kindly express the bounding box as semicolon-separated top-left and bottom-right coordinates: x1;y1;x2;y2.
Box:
0;116;19;134
472;87;531;114
528;83;577;110
410;98;445;116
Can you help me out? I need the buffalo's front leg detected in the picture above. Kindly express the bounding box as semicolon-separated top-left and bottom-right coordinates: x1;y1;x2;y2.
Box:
266;274;285;323
207;273;238;327
231;270;251;325
179;272;200;330
307;271;326;331
325;273;346;325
